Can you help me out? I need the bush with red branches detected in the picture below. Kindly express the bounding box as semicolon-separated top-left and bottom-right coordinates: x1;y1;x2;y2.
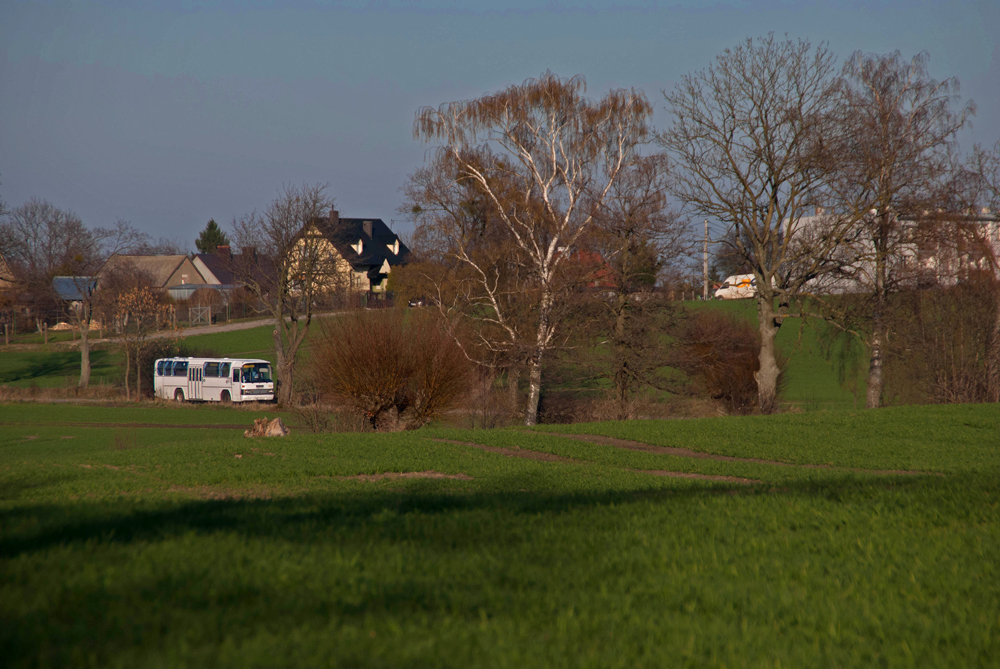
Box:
312;310;474;430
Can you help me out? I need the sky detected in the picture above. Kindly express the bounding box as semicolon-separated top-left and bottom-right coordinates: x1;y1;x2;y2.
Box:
1;0;998;248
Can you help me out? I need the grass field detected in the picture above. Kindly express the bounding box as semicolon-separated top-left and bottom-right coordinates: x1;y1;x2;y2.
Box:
2;402;998;667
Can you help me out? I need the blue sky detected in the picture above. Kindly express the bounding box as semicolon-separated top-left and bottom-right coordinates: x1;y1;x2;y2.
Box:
2;0;997;245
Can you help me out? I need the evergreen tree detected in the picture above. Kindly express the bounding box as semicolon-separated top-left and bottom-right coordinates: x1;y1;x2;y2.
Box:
195;219;230;253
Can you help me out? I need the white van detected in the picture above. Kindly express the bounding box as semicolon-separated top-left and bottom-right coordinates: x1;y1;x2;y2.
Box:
714;274;757;300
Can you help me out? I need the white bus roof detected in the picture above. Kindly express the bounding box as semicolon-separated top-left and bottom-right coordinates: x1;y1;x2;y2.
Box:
154;357;272;364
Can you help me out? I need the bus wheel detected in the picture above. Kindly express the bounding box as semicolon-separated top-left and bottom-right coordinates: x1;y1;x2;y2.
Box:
220;390;231;403
174;389;185;402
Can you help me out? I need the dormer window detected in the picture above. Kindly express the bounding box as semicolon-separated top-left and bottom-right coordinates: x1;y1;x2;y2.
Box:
353;239;364;254
386;238;399;255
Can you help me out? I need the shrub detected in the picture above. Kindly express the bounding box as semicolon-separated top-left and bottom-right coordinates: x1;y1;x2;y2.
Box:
679;310;786;414
311;310;474;431
886;280;997;405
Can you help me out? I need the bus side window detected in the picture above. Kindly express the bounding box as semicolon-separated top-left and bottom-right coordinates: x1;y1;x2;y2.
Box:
205;362;220;378
220;363;231;378
156;361;164;376
233;368;240;382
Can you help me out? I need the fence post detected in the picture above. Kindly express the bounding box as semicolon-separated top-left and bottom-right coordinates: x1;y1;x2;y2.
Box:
43;322;48;345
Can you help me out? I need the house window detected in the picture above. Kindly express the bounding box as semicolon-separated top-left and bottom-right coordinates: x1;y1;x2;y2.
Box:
353;239;364;254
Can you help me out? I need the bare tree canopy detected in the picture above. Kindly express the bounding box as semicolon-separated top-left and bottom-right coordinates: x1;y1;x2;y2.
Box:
413;71;654;425
0;198;93;287
71;219;149;388
659;35;841;412
969;141;1000;213
230;183;335;407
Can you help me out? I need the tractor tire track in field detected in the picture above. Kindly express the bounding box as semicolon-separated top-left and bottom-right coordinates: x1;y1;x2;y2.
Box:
546;433;942;476
433;439;577;463
432;438;760;484
0;420;248;429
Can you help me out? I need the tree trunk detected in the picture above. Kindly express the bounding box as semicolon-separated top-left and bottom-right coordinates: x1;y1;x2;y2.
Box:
525;356;543;426
867;235;888;409
524;293;553;426
613;291;631;420
866;324;885;409
755;294;781;413
507;366;521;416
136;346;142;401
987;281;1000;403
79;316;91;390
273;326;293;407
124;348;131;401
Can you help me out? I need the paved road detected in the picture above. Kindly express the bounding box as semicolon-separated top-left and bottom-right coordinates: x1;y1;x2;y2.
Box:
2;313;342;351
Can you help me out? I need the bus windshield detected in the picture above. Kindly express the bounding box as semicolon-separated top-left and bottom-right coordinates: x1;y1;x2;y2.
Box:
241;364;272;383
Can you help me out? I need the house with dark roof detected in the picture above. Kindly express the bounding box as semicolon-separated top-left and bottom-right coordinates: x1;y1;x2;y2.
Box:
298;211;410;294
0;254;17;291
192;247;238;286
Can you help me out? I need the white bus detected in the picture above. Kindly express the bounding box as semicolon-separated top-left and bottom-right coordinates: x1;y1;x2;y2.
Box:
153;357;275;403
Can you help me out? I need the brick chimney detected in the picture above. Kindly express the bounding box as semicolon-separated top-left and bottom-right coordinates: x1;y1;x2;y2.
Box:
215;245;231;259
330;209;339;226
363;220;373;238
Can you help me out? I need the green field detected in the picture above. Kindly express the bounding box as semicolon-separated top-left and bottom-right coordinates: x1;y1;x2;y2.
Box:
2;402;998;667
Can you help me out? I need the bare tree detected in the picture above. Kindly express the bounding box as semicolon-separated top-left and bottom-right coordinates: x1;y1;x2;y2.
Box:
0;199;92;301
96;259;163;400
401;148;537;416
581;154;691;418
819;51;974;408
659;35;843;412
63;220;150;388
132;237;190;256
230;184;335;407
413;72;654;425
966;140;1000;400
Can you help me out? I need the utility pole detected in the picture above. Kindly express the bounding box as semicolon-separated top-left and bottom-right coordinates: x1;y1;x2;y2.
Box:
702;219;709;300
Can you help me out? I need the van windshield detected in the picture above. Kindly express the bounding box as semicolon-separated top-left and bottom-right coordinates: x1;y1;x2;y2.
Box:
241;364;272;383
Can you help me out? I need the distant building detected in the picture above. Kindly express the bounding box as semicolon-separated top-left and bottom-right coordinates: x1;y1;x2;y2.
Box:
52;276;99;304
101;254;207;290
192;248;238;287
295;211;411;294
0;253;16;290
785;209;1000;294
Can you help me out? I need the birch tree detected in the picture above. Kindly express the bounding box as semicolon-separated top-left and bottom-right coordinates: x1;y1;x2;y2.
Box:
658;35;843;413
821;51;973;408
413;72;653;425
